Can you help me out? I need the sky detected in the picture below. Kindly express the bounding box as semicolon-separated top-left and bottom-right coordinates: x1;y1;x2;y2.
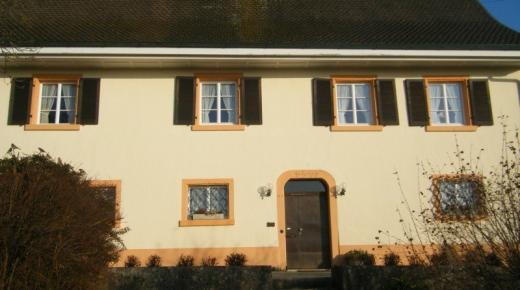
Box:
480;0;520;32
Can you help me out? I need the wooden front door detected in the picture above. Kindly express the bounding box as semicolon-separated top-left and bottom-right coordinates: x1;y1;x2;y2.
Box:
284;180;331;269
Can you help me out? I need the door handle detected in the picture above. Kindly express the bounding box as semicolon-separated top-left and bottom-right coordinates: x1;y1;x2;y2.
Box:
298;227;303;232
286;227;292;231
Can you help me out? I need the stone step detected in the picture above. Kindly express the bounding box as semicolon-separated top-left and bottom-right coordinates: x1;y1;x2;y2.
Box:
272;271;335;290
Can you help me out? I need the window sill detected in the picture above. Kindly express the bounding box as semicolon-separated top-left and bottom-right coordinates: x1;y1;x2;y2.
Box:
330;125;383;132
426;125;477;132
24;124;80;131
179;218;235;227
191;125;245;131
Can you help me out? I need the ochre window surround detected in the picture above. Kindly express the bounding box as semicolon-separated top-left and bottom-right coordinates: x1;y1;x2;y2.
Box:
89;179;122;228
180;178;235;227
331;76;383;131
25;75;82;131
424;76;477;132
192;74;245;131
431;174;486;222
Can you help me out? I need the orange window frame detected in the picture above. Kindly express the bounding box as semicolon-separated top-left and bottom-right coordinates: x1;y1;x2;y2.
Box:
424;76;477;132
25;74;81;131
89;179;122;228
431;174;486;222
179;178;235;227
330;76;383;132
192;73;245;131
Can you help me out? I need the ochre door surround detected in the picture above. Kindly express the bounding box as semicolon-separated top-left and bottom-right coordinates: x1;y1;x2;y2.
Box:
276;170;339;269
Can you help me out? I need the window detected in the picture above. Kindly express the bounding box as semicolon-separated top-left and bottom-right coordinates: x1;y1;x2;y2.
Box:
312;77;399;131
432;175;485;221
180;179;235;226
405;77;493;131
39;83;77;124
8;75;101;131
200;81;237;125
173;74;262;130
90;180;122;227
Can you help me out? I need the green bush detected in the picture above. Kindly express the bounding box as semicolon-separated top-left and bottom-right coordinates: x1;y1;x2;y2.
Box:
225;252;247;266
0;147;126;290
177;254;195;267
342;250;375;266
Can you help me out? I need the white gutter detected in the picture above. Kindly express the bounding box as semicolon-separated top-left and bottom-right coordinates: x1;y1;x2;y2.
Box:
11;47;520;58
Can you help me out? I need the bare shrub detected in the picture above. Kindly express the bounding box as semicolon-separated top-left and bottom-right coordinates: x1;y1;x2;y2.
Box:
177;254;195;267
202;256;218;266
225;252;247;266
146;255;162;267
0;147;126;290
341;250;375;266
125;255;141;268
384;252;401;266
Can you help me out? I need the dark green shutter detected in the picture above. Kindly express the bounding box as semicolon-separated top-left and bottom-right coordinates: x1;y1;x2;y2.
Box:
312;78;333;126
469;80;493;126
405;80;429;126
240;77;262;125
174;77;195;125
376;79;399;125
78;78;100;125
8;78;32;125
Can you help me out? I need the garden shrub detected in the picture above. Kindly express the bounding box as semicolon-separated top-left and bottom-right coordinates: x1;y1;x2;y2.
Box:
0;147;126;290
225;252;247;266
202;256;218;266
342;250;375;266
125;255;142;267
384;252;401;266
177;254;195;267
146;255;162;267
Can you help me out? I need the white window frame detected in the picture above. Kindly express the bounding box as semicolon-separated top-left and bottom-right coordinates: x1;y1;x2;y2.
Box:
199;81;238;125
428;82;465;126
335;82;374;125
38;82;77;124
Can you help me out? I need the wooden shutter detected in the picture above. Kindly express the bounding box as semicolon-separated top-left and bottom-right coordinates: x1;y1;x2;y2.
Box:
240;77;262;125
405;80;429;126
78;78;100;125
174;77;195;125
312;78;333;126
376;79;399;125
8;78;32;125
469;80;493;126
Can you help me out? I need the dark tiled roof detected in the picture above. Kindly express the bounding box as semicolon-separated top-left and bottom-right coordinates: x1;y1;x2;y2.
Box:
1;0;520;50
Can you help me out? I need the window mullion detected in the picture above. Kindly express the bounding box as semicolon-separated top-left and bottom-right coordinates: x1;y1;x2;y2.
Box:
443;84;450;124
352;84;358;124
217;83;221;124
55;83;62;124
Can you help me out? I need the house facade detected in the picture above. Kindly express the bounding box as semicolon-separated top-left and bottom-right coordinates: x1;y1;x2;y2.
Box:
1;0;520;268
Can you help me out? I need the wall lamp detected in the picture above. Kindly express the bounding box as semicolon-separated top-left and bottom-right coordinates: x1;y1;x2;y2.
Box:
335;183;347;197
258;183;272;199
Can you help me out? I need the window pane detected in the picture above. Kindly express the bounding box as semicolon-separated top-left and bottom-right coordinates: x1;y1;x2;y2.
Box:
338;111;354;124
41;97;57;110
202;97;217;110
220;110;235;123
337;85;352;98
61;84;77;97
201;84;217;97
220;84;236;97
59;111;75;123
60;97;75;110
355;96;371;111
39;111;56;124
440;180;478;215
429;84;443;98
446;84;462;98
220;97;235;110
356;110;372;124
42;84;58;97
337;98;352;111
430;111;447;124
354;84;370;98
449;111;464;124
446;97;462;111
202;110;218;123
188;187;209;217
209;186;228;217
429;97;445;111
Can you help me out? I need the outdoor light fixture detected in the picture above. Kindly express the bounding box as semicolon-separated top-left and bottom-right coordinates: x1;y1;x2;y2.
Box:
335;183;347;197
258;183;272;199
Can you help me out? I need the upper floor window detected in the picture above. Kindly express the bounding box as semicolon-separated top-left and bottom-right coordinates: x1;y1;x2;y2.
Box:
312;77;399;131
39;83;78;124
7;75;101;131
405;77;493;132
174;74;262;131
200;81;237;125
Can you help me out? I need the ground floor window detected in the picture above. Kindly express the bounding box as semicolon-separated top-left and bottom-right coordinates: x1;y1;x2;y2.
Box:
432;175;485;221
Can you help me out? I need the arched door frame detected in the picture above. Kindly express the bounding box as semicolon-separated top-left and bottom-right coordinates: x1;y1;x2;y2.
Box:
276;170;339;269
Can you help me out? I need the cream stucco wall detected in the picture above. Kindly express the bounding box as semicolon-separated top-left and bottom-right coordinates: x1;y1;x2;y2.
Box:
1;67;519;257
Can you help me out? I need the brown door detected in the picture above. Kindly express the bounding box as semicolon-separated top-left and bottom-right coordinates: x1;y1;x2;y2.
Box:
285;180;331;269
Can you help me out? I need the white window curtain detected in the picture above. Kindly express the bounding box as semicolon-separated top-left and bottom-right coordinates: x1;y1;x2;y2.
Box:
429;83;464;124
336;83;372;124
201;84;218;123
201;82;236;124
